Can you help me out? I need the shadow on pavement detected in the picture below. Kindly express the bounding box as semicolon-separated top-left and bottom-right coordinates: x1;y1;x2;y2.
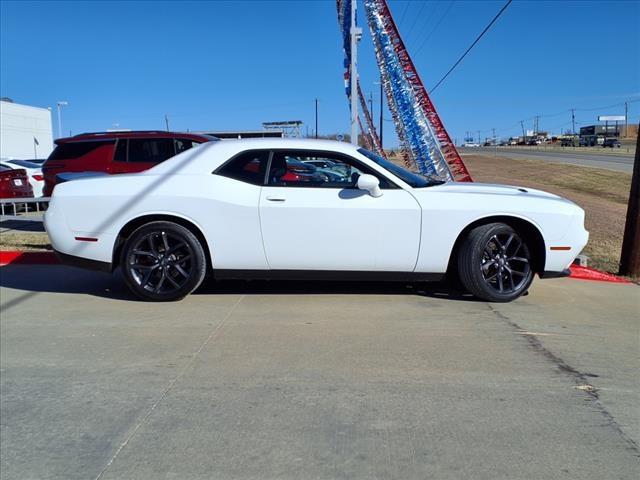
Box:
0;264;478;304
0;219;46;233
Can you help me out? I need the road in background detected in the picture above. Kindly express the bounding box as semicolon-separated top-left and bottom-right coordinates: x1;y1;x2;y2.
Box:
463;147;634;173
1;266;638;480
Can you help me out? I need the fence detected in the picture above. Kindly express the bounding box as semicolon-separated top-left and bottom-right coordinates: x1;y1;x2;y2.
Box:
0;197;50;217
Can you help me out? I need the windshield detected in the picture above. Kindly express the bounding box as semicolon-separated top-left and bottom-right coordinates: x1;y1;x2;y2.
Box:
357;148;445;188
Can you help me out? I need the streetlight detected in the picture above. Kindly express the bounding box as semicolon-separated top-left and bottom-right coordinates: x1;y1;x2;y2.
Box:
56;101;68;138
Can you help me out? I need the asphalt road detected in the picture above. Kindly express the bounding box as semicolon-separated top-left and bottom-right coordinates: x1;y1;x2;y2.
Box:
1;266;638;479
464;147;635;173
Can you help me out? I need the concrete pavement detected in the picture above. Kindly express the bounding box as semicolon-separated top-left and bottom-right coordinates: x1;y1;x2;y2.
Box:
465;147;635;173
1;265;638;479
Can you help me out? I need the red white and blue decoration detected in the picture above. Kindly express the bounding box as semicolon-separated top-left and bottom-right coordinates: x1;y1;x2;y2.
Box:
337;0;472;182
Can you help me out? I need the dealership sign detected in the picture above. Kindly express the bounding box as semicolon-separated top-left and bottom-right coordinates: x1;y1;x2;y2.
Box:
598;115;625;121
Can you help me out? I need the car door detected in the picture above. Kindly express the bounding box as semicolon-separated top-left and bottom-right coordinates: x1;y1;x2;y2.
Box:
259;149;421;271
109;138;176;174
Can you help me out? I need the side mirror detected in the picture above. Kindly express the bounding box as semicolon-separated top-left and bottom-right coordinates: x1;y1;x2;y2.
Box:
357;174;382;197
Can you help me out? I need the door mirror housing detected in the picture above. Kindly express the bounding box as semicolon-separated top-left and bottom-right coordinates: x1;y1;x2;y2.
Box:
357;174;382;197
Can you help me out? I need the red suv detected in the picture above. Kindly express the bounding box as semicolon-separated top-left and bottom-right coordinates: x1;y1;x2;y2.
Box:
42;131;217;196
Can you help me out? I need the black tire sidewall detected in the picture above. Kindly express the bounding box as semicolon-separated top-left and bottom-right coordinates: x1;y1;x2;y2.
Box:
121;221;206;301
457;223;534;302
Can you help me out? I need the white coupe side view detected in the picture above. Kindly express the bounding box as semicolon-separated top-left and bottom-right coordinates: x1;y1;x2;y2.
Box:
44;139;588;302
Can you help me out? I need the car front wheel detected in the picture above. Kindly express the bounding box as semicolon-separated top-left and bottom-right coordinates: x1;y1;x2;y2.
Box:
121;221;206;301
457;223;534;302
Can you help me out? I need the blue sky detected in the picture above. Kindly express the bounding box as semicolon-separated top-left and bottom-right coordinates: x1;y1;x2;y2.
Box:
1;0;639;145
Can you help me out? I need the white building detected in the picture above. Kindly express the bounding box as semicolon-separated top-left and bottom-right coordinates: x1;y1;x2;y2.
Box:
0;99;54;160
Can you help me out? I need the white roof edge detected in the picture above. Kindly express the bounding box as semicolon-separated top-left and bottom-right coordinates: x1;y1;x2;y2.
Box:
0;100;51;112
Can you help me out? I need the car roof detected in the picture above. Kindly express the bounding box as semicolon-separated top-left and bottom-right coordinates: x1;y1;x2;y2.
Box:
146;138;371;177
206;137;363;154
55;131;218;144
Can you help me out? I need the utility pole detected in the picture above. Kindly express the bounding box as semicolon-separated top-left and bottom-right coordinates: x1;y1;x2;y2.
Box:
620;126;640;276
492;128;496;143
315;98;319;139
571;109;576;135
477;130;481;145
164;114;170;132
349;0;362;145
520;120;525;141
624;102;628;137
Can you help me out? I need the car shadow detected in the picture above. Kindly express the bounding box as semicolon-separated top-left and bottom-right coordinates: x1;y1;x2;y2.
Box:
0;264;480;304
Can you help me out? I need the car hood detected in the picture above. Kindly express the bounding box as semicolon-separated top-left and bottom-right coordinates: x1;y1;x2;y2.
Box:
425;182;574;203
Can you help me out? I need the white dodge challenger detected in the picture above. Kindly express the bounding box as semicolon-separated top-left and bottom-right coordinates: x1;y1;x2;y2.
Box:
44;139;588;302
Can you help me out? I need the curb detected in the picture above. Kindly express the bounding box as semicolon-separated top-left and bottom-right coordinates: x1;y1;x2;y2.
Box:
0;251;59;265
0;250;634;284
568;265;632;284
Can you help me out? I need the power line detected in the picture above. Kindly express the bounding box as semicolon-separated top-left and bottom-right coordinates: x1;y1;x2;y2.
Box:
414;0;456;56
404;0;430;42
430;0;513;94
397;0;411;27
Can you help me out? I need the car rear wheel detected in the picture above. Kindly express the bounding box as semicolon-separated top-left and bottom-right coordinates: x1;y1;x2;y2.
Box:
457;223;534;302
121;221;206;301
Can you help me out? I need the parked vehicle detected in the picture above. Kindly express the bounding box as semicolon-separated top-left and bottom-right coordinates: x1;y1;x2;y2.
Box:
42;131;217;196
560;137;578;147
0;166;34;199
45;139;588;303
602;138;621;148
0;159;45;196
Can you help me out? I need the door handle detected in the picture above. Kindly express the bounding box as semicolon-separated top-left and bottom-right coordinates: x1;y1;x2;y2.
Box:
266;196;286;202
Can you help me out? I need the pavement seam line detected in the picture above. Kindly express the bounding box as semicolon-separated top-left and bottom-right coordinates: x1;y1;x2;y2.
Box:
93;294;246;480
486;303;640;457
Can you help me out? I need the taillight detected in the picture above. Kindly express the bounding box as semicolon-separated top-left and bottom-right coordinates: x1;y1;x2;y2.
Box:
33;175;44;181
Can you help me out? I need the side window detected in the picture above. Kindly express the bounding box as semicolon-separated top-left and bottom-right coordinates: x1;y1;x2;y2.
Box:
267;150;394;188
47;140;115;161
128;139;176;164
113;139;127;162
175;138;200;154
216;150;269;185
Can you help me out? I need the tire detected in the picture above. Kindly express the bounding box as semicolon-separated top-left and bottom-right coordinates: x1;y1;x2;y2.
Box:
457;223;534;302
120;221;207;301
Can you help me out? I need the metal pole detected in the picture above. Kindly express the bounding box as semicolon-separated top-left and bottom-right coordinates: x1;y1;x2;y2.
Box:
165;114;170;132
379;79;383;148
315;98;318;139
57;104;62;138
571;108;575;135
349;0;360;145
624;102;628;138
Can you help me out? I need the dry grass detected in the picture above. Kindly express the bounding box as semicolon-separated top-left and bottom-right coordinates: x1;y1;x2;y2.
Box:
0;231;51;251
462;154;632;274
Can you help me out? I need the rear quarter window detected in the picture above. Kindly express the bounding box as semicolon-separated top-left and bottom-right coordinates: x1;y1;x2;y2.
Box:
48;140;115;160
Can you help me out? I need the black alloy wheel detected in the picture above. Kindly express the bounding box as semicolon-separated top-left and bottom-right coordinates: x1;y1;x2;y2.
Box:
121;221;206;301
457;223;535;302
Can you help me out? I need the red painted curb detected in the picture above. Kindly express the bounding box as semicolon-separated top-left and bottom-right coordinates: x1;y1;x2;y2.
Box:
0;251;59;265
569;265;632;284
